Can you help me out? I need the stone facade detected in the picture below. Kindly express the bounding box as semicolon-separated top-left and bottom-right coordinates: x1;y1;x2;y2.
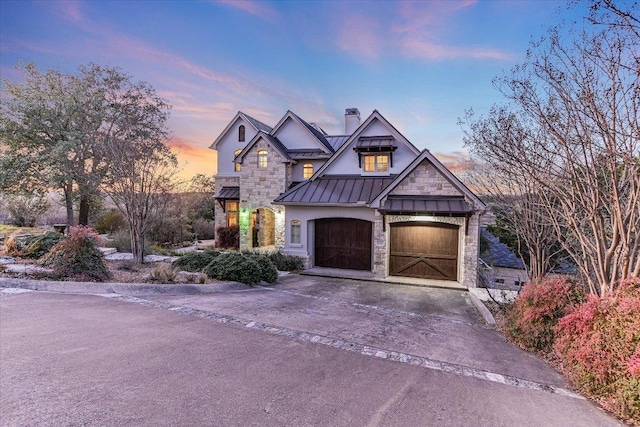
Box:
390;160;462;197
238;139;288;250
213;175;240;231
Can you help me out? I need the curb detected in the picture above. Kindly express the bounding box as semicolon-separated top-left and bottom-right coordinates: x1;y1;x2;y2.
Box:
467;291;496;325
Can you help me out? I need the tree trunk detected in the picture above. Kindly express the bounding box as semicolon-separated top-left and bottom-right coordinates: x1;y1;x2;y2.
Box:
64;181;75;228
78;194;90;226
130;226;145;264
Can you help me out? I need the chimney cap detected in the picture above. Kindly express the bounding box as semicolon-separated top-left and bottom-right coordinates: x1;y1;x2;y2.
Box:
345;108;360;117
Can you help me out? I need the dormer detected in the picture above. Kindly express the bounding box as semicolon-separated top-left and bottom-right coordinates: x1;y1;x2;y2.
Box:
353;136;398;175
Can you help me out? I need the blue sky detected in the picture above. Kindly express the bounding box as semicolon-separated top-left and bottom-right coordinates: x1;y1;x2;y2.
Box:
0;0;588;178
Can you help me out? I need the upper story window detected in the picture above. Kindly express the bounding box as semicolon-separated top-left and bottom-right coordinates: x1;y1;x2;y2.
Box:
238;125;245;142
234;149;242;172
364;154;389;173
258;150;268;168
303;163;313;179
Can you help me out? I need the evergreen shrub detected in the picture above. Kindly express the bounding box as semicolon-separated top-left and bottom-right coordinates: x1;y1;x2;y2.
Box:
171;250;220;272
41;226;110;282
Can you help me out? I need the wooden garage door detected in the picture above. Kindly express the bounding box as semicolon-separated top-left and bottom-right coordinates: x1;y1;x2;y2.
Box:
315;218;372;271
390;222;458;280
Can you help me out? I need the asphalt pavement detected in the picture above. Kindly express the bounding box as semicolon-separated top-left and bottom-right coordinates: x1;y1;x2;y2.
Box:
0;276;622;426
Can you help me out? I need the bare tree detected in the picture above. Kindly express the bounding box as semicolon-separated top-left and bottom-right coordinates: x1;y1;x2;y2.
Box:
462;157;563;281
100;80;176;263
462;6;640;296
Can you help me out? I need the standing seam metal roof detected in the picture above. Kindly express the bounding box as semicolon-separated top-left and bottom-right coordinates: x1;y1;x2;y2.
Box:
274;175;397;204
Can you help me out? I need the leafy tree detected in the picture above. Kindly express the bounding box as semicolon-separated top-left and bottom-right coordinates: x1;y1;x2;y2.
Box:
0;63;171;228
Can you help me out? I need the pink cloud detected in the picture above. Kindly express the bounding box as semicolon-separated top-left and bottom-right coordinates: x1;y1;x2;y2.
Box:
394;0;476;34
214;0;279;21
336;14;383;58
401;39;511;60
56;0;84;23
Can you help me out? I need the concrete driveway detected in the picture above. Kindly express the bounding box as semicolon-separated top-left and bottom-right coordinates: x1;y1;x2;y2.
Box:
141;274;567;390
0;275;621;426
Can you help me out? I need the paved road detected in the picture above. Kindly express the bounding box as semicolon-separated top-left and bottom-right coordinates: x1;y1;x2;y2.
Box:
0;286;620;426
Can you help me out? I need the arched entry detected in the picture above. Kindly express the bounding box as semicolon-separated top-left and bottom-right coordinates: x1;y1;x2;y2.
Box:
250;208;276;248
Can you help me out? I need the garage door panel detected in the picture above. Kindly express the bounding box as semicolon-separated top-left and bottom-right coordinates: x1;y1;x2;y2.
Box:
315;218;372;271
390;222;458;280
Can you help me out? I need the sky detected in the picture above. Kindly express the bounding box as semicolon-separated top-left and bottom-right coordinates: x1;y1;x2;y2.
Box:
0;0;590;179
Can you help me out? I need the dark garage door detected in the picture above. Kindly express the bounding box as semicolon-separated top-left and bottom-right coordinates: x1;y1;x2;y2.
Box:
390;222;459;280
315;218;372;271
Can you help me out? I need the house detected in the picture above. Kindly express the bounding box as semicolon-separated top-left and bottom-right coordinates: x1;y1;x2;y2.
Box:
479;228;529;289
210;108;486;288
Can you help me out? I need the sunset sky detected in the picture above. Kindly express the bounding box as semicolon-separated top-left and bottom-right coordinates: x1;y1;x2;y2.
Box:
0;0;588;179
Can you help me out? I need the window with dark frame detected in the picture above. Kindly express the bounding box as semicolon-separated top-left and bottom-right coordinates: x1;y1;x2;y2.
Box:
238;125;245;142
226;200;239;226
363;154;389;173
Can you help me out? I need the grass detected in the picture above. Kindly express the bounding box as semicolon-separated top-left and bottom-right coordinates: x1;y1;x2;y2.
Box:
0;225;46;239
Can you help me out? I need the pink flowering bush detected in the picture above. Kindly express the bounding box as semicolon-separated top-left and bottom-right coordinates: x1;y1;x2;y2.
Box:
554;279;640;423
41;226;110;282
505;276;585;353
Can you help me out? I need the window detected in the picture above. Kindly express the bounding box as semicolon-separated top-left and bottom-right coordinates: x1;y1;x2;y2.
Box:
234;149;242;172
238;125;245;142
226;200;239;226
303;163;313;179
291;220;301;244
258;149;268;168
363;154;389;173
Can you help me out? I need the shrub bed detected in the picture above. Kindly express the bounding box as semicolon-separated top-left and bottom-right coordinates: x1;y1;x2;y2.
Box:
504;276;585;353
203;252;277;285
555;279;640;424
171;250;220;272
266;251;305;272
41;226;110;282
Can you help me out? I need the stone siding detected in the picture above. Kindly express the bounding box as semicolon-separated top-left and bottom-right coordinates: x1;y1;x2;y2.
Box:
213;175;239;232
390;160;462;196
239;140;288;250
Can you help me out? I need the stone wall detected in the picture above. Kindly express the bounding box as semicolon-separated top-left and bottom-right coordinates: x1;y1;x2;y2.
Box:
213;175;239;232
390;160;462;196
239;139;288;250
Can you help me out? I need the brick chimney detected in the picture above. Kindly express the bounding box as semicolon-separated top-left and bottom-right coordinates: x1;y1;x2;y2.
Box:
345;108;360;134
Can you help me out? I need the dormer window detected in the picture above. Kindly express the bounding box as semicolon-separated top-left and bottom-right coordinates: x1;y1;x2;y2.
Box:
234;149;242;172
354;136;397;173
364;154;389;173
258;149;268;168
239;125;245;142
303;163;313;179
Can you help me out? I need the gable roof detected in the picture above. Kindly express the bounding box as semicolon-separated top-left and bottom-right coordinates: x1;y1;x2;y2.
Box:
370;149;486;210
234;132;290;163
312;110;421;179
209;111;272;149
274;175;397;205
270;111;334;154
